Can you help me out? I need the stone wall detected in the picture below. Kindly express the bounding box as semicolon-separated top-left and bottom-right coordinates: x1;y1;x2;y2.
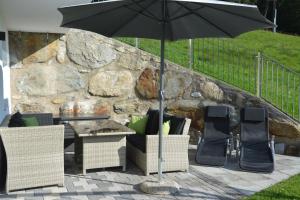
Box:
9;30;300;153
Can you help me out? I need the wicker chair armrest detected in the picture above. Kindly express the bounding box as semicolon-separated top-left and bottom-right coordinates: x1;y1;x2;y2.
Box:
145;135;190;153
182;118;191;135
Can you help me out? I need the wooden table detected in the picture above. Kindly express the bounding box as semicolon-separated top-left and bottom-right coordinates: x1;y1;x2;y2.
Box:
70;120;135;174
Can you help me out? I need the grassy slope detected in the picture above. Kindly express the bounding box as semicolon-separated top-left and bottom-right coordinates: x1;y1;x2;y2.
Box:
232;31;300;72
118;31;300;119
244;174;300;200
121;30;300;72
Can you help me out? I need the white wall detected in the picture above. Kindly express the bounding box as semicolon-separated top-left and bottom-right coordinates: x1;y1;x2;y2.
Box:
0;14;11;122
0;0;90;33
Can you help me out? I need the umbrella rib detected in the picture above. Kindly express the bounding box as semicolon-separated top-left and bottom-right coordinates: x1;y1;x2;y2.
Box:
176;2;234;37
110;0;158;36
165;0;175;41
61;1;139;27
169;4;205;22
124;6;160;21
127;0;160;21
192;2;272;25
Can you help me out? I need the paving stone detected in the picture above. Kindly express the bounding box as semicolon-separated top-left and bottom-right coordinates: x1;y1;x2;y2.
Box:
1;148;300;200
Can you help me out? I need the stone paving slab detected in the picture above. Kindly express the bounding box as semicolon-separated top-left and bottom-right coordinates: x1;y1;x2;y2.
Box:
0;145;300;200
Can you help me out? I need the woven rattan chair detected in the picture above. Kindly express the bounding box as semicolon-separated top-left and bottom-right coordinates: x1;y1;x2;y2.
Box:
0;113;64;193
127;116;191;176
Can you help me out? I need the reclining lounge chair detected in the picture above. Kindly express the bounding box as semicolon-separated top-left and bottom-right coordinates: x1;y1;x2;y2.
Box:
195;106;231;166
239;107;274;173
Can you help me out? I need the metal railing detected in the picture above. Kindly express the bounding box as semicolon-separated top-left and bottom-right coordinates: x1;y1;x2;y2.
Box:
117;37;300;122
258;54;300;120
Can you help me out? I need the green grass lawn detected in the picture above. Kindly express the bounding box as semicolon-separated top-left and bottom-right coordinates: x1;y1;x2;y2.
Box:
228;31;300;72
117;31;300;120
244;174;300;200
119;30;300;71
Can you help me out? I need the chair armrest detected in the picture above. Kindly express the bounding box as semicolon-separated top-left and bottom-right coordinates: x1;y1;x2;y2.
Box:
236;133;240;158
182;118;191;135
145;135;190;153
270;135;275;156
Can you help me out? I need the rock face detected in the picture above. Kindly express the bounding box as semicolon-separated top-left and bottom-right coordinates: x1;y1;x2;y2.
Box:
270;119;300;139
136;68;192;100
15;64;85;96
89;70;133;97
9;32;60;65
66;30;117;69
167;100;204;130
136;68;159;99
200;81;224;101
9;30;300;148
164;71;192;99
114;100;150;114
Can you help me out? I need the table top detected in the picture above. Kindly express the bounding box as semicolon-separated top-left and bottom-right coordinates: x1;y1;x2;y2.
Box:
70;120;135;137
54;114;110;121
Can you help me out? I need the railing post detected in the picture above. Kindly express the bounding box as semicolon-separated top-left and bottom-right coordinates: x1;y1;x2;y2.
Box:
256;52;262;97
188;39;194;69
135;38;139;48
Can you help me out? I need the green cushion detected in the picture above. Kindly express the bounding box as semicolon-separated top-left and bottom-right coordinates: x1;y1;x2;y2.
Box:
128;115;148;134
22;117;39;127
163;120;170;136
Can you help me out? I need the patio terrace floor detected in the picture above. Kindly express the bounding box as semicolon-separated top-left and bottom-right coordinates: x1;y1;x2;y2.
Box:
1;145;300;200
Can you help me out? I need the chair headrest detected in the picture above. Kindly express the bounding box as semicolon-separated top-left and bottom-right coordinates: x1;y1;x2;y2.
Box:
243;107;266;122
206;106;229;118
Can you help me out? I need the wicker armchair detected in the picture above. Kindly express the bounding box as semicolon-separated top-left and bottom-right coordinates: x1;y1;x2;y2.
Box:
0;113;64;193
127;118;191;176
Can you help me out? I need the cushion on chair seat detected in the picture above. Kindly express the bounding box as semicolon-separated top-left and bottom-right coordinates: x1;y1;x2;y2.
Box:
8;112;25;127
169;116;186;135
23;117;39;127
240;142;274;172
145;110;159;135
241;142;273;163
200;140;227;157
196;140;228;166
127;135;146;153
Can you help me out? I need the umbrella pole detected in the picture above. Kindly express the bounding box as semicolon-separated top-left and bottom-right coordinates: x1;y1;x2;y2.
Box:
158;22;166;182
158;0;167;183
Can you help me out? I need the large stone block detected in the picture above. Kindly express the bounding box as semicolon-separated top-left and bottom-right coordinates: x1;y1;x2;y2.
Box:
136;68;192;99
200;81;224;101
9;32;60;66
118;52;158;71
89;70;133;97
167;100;204;131
113;99;150;114
14;102;45;113
270;119;300;139
164;71;192;99
15;64;85;96
94;101;111;115
66;30;117;69
136;68;159;99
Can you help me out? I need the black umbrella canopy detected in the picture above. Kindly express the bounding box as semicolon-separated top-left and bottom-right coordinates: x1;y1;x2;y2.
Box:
59;0;274;41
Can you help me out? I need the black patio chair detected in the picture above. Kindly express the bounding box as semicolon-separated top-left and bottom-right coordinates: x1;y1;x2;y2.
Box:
239;107;274;173
195;106;231;166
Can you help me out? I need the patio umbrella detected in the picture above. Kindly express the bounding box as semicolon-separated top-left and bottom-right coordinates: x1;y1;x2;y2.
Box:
58;0;273;182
